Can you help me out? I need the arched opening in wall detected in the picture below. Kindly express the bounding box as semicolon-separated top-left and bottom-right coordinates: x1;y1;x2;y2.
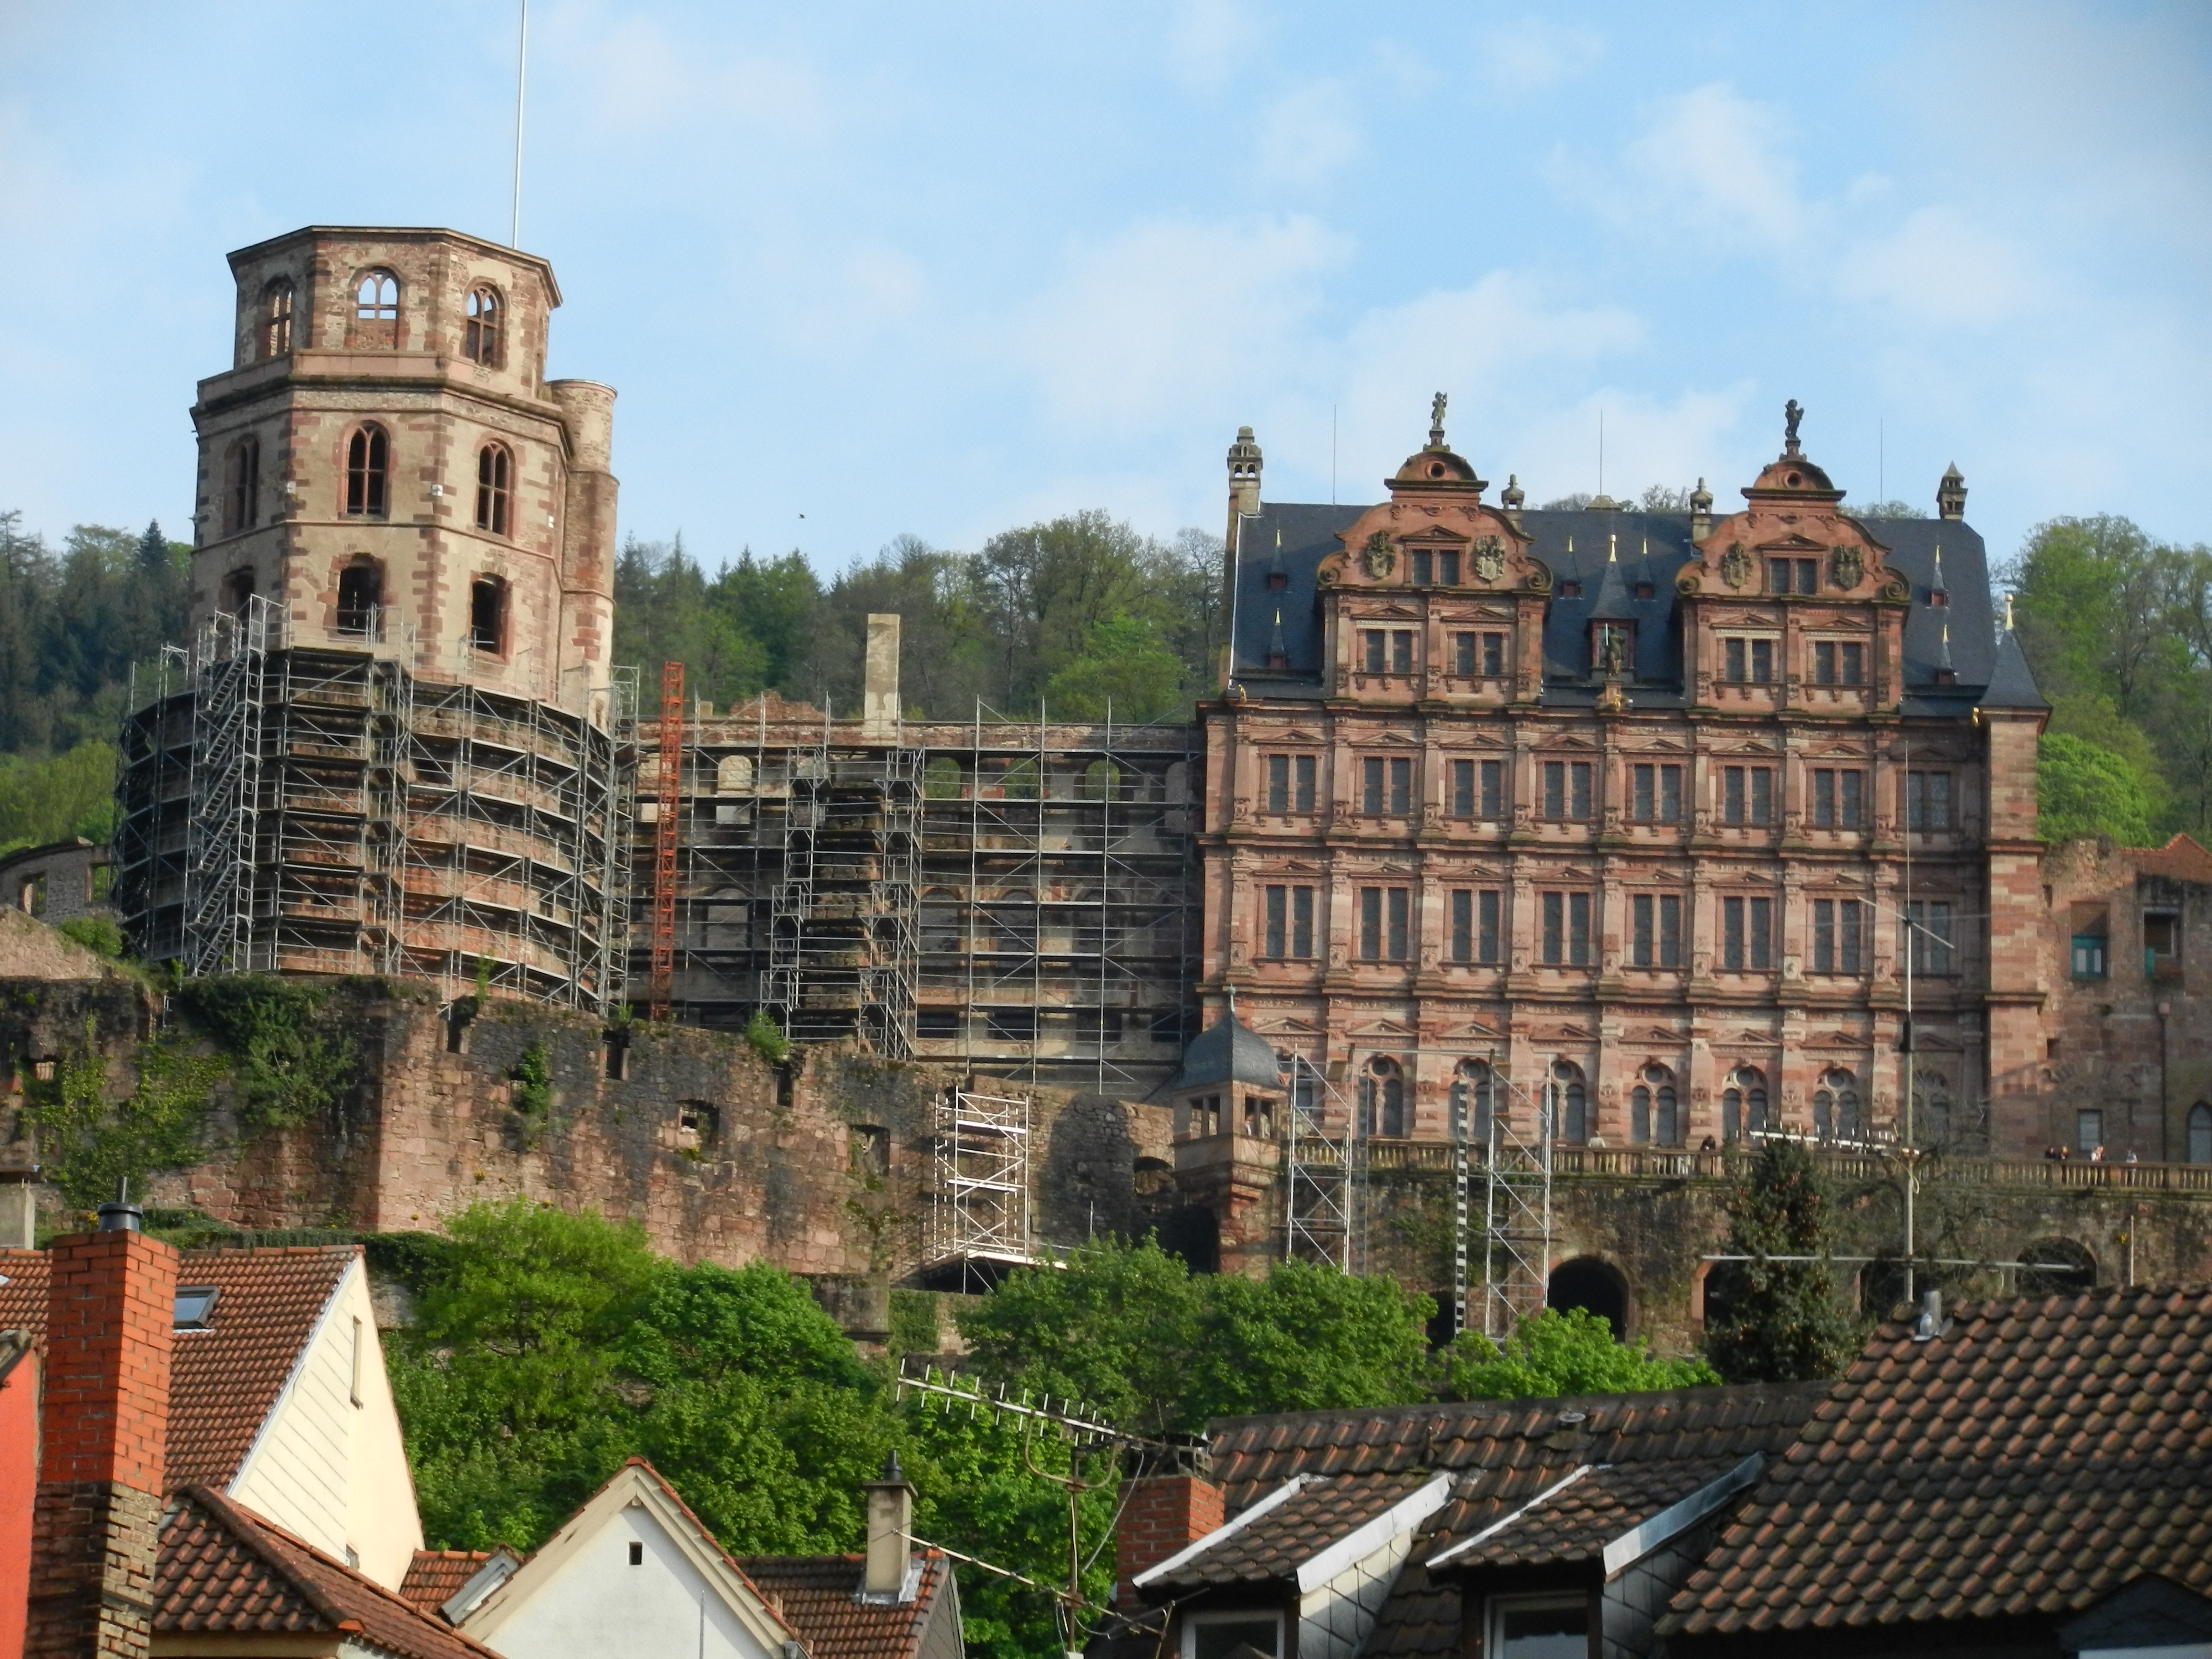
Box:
924;757;963;800
1631;1062;1679;1146
715;754;754;794
222;567;256;618
259;278;295;359
1697;1259;1749;1334
469;576;508;656
1814;1068;1863;1142
1451;1060;1495;1146
475;444;512;536
223;436;260;534
1360;1056;1406;1138
336;560;383;639
1546;1256;1630;1337
464;285;503;366
1000;758;1040;801
350;270;400;348
1721;1065;1768;1142
1080;759;1120;802
345;425;389;518
1158;1205;1219;1274
2189;1103;2212;1165
1548;1060;1587;1145
2019;1238;2096;1298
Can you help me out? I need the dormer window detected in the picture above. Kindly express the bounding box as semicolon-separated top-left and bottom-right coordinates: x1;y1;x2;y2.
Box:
1266;567;1288;592
1558;580;1581;599
174;1286;220;1330
1634;580;1655;599
1768;558;1818;594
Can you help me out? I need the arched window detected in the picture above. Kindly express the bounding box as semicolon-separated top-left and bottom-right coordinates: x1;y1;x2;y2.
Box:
1081;759;1120;801
2190;1103;2212;1165
345;425;388;518
355;270;398;321
464;285;503;366
1001;758;1040;801
222;567;255;618
336;560;382;638
1631;1063;1678;1146
716;755;754;794
1450;1060;1494;1146
1723;1065;1768;1142
468;575;507;655
1359;1056;1406;1139
260;279;295;358
222;436;260;534
2019;1238;2096;1298
1913;1068;1954;1148
1814;1068;1861;1141
476;444;512;535
1550;1059;1587;1144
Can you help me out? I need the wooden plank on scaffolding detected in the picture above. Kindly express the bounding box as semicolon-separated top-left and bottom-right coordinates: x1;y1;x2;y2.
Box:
650;660;684;1020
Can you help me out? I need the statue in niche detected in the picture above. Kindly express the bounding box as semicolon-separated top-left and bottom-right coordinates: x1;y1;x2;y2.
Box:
1361;533;1396;580
1471;536;1506;583
1828;545;1864;589
1600;632;1627;676
1720;544;1752;589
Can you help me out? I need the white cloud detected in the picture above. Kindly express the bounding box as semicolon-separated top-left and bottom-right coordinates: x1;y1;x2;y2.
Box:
1477;15;1605;92
1835;207;2046;330
1615;82;1813;251
1166;0;1260;92
1254;82;1364;184
540;4;832;139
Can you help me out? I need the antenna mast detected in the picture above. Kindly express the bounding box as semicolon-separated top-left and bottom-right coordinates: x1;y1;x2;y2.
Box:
510;0;530;247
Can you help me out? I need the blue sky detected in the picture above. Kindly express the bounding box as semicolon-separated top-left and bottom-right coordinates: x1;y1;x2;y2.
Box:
3;2;2208;576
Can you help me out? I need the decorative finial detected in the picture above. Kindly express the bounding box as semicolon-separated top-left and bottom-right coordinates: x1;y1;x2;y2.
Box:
1608;533;1618;562
1501;473;1525;510
1783;399;1804;455
1429;391;1448;449
2004;592;2015;632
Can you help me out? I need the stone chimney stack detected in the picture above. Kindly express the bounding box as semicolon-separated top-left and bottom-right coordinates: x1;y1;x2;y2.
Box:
1114;1454;1223;1609
1689;477;1714;541
1937;462;1966;521
862;614;902;741
28;1197;177;1659
862;1451;914;1600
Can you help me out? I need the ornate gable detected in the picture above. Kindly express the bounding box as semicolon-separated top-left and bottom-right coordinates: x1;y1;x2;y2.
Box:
1318;400;1542;593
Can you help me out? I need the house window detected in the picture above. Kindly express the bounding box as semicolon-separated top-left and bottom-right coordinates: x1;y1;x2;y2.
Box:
1360;1056;1407;1138
1451;889;1501;964
354;270;399;320
1359;756;1412;816
336;561;383;638
1411;549;1432;586
1358;887;1409;962
1360;628;1415;675
1813;640;1866;685
1812;768;1865;828
1631;893;1682;968
173;1286;220;1331
1631;1063;1679;1146
2145;911;2182;978
2076;1109;2103;1155
1905;900;1954;975
476;443;512;535
1548;1061;1588;1144
1261;885;1314;959
1813;899;1865;974
1767;557;1818;594
1452;630;1504;676
345;425;388;517
469;576;508;655
1721;637;1776;682
223;436;260;534
1721;1065;1769;1141
1722;895;1772;971
1541;760;1592;820
1814;1068;1863;1141
260;279;295;358
1631;763;1682;823
1265;753;1317;813
1540;891;1591;967
464;285;503;366
1906;770;1953;831
1721;766;1774;827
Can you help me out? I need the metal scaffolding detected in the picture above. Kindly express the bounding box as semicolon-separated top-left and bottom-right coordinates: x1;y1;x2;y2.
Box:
1283;1054;1360;1271
926;1087;1036;1285
650;662;684;1021
1477;1070;1555;1339
180;596;274;977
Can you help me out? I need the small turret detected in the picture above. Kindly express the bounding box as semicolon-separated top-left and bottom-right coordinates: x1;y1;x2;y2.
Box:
1689;477;1713;540
1500;474;1525;530
1227;426;1263;518
1937;462;1966;522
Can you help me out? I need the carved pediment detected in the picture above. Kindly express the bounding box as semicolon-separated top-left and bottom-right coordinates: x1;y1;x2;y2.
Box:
1262;1016;1326;1035
1354;1018;1418;1037
1754;533;1828;553
1357;602;1425;621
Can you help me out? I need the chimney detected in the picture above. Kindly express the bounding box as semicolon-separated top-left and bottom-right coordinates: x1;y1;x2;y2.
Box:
862;1451;914;1601
1689;477;1713;541
27;1195;176;1659
1114;1455;1222;1609
1937;462;1966;522
861;613;901;741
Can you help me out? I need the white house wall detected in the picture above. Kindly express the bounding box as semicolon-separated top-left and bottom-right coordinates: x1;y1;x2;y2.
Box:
226;1259;425;1589
1297;1535;1417;1659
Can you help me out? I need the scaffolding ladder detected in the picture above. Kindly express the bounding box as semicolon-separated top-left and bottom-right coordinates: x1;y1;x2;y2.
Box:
1282;1054;1360;1271
181;596;274;977
597;666;641;1014
1479;1070;1554;1339
927;1088;1036;1283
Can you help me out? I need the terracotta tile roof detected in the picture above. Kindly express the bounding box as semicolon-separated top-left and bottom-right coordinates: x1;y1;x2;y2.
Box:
2130;832;2212;886
739;1552;952;1659
0;1243;353;1490
1666;1285;2212;1638
1436;1457;1754;1571
159;1487;502;1659
1140;1471;1436;1589
400;1551;493;1615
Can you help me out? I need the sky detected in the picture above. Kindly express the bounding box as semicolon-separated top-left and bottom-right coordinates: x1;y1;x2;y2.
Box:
2;1;2209;578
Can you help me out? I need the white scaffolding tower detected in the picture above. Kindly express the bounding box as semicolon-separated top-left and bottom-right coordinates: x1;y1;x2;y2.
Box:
1282;1054;1361;1271
181;595;276;978
1472;1068;1554;1340
927;1088;1036;1285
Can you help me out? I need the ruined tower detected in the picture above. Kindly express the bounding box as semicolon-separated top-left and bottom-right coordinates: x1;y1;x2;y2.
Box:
112;228;634;1005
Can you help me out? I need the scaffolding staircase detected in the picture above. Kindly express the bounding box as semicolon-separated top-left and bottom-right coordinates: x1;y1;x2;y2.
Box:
925;1087;1036;1288
1477;1070;1555;1339
181;596;274;977
1283;1055;1360;1271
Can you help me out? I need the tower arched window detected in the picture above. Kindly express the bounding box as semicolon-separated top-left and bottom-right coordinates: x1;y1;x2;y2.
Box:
1451;1060;1495;1147
1814;1068;1861;1141
1632;1062;1679;1146
354;270;398;321
336;560;383;639
1550;1059;1588;1144
464;285;503;366
260;279;295;358
222;436;260;534
222;567;256;619
1359;1056;1406;1139
345;425;388;518
1722;1065;1768;1142
475;443;512;535
468;575;507;655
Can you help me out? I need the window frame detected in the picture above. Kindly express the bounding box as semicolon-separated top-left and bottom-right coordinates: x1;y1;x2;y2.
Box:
464;283;504;367
1485;1593;1589;1659
1906;770;1954;831
354;269;399;322
476;441;513;536
223;435;261;535
260;278;295;359
344;424;389;518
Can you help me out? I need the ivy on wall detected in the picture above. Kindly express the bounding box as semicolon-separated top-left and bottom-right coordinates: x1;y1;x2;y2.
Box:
23;1014;227;1208
175;975;358;1134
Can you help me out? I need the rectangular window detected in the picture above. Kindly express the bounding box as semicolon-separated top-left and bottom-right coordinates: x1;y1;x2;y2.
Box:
1264;886;1286;959
1632;893;1654;967
1907;770;1954;831
1723;767;1774;826
1752;768;1772;826
1541;891;1563;964
1725;637;1746;681
1813;640;1867;685
1482;632;1505;676
1411;549;1433;586
1752;638;1773;681
1724;896;1744;970
1771;558;1817;594
1362;756;1385;814
1438;550;1460;586
1906;900;1955;974
1266;754;1289;813
1387;887;1409;961
1451;758;1475;818
1454;632;1475;675
1841;641;1864;684
1631;762;1682;823
1360;887;1381;959
1768;559;1792;595
1542;761;1592;821
1815;640;1836;684
2070;902;2109;979
1391;630;1414;674
2077;1109;2104;1156
1568;891;1591;966
1478;889;1501;963
1388;757;1412;816
1721;637;1777;682
1723;766;1744;825
1814;899;1863;974
1543;761;1564;819
1363;630;1386;674
1811;769;1866;828
1451;889;1472;963
1359;888;1410;962
1660;893;1682;967
1292;886;1313;958
1723;896;1770;970
1480;758;1504;820
1295;754;1316;812
1569;761;1591;820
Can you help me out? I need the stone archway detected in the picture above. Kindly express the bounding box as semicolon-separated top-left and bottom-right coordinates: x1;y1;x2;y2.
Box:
1546;1255;1631;1337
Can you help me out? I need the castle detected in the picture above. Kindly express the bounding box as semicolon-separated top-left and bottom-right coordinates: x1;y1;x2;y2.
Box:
79;226;2211;1342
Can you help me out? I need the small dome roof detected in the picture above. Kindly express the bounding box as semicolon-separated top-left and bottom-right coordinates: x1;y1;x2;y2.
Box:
1172;1009;1284;1093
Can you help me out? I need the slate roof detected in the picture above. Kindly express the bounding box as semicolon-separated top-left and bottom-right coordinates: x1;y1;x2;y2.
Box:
1226;501;1996;712
1171;1009;1284;1093
159;1486;500;1659
1139;1471;1437;1589
0;1243;356;1490
1980;626;2047;709
400;1550;494;1615
739;1553;955;1659
1665;1285;2212;1639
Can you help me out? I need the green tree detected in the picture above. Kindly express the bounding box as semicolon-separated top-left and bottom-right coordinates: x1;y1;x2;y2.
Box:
2037;732;2159;845
1701;1141;1861;1384
1435;1307;1720;1400
0;739;121;855
1042;614;1188;723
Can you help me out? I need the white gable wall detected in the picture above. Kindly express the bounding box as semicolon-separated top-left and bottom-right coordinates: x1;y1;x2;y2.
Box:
481;1504;782;1659
226;1259;425;1589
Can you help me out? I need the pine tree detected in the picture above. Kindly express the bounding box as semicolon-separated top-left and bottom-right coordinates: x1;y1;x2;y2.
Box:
1703;1139;1861;1383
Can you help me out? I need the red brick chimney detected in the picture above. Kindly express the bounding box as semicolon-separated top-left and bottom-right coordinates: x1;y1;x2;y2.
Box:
27;1198;175;1659
1114;1465;1223;1609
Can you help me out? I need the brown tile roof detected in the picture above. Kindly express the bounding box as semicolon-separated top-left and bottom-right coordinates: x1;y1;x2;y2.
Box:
159;1487;502;1659
0;1243;353;1490
400;1551;494;1615
1666;1285;2212;1637
2130;832;2212;885
740;1552;953;1659
1140;1472;1437;1589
